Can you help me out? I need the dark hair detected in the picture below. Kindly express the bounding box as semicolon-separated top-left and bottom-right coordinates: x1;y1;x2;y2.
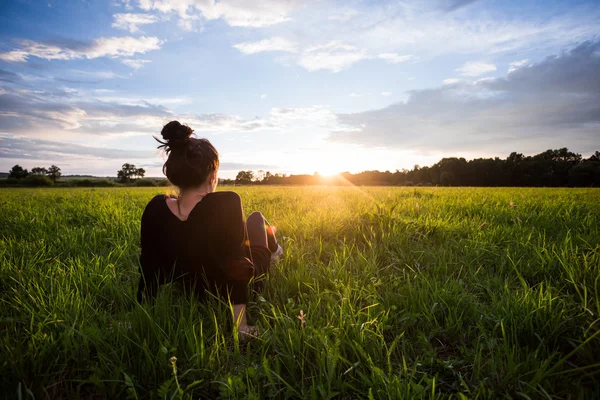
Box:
156;121;219;190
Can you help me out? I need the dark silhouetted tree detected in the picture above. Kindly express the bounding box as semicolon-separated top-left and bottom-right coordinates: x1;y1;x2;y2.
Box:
8;165;29;179
31;167;48;175
117;163;144;183
235;170;254;184
47;165;61;183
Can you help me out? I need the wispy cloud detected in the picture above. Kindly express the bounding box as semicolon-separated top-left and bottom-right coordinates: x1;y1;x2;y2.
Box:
0;135;153;160
377;53;418;64
112;13;158;33
456;61;497;76
234;37;298;54
121;59;152;69
442;78;461;85
299;41;367;72
301;2;600;62
0;80;336;140
136;0;302;28
0;37;162;63
508;59;529;73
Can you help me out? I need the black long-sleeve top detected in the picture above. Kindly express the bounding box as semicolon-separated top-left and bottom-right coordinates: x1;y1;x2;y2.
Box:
137;191;254;304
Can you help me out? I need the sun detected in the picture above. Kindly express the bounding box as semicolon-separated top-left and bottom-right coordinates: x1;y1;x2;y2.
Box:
315;165;340;177
312;152;346;176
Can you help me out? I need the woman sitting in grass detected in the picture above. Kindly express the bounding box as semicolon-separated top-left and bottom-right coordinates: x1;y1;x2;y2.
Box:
137;120;282;335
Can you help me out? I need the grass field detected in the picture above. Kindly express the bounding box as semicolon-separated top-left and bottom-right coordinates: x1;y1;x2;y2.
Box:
1;186;599;399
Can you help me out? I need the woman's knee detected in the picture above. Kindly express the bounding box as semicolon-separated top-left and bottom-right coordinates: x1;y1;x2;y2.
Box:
247;211;264;224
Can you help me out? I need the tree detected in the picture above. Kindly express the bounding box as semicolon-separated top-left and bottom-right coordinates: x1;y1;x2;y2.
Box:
440;171;455;186
47;165;62;183
31;167;48;175
568;162;599;187
235;170;254;184
507;152;525;163
8;165;29;179
117;163;144;183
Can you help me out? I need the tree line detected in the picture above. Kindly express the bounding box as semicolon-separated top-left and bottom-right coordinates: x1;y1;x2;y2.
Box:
5;148;600;188
8;164;62;184
229;148;600;187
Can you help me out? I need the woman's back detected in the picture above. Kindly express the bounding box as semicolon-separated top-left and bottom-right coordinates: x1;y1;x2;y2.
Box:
138;191;254;302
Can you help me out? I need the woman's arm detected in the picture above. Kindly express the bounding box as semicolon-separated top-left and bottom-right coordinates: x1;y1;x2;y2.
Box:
212;192;256;330
213;192;255;304
137;197;161;301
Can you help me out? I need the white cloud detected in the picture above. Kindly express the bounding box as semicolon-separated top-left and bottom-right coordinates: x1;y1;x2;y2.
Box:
85;37;162;58
456;61;496;76
299;41;367;72
176;14;202;31
442;78;461;85
349;92;361;98
137;0;302;28
121;59;152;69
508;59;529;73
260;94;268;99
377;53;418;64
381;91;392;96
0;50;29;63
234;37;298;54
0;37;162;63
112;13;158;33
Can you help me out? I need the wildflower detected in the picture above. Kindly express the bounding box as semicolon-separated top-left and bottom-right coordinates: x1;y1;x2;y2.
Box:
170;356;177;366
297;309;306;328
509;201;515;208
115;320;132;330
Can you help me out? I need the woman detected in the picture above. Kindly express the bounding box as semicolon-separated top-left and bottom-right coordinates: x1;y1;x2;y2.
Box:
137;121;282;334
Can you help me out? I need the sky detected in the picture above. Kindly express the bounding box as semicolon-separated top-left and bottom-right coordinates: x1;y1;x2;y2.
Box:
0;0;599;178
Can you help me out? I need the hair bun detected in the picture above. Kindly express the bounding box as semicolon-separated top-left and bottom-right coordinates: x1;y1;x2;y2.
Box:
161;121;193;144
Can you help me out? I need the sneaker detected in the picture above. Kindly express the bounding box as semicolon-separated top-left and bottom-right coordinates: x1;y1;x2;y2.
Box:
270;244;283;263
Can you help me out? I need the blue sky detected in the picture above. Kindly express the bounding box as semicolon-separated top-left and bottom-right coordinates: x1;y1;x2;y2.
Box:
0;0;599;177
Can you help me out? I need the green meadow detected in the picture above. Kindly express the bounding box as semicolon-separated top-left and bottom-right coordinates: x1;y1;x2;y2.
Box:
1;186;599;399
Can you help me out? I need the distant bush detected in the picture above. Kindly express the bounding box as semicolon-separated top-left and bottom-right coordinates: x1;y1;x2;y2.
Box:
75;179;119;187
157;179;171;187
0;177;20;186
23;175;54;187
133;178;158;187
54;181;75;187
94;179;119;187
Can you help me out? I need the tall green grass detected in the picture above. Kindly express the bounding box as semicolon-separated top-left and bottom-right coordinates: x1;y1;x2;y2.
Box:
1;186;599;398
